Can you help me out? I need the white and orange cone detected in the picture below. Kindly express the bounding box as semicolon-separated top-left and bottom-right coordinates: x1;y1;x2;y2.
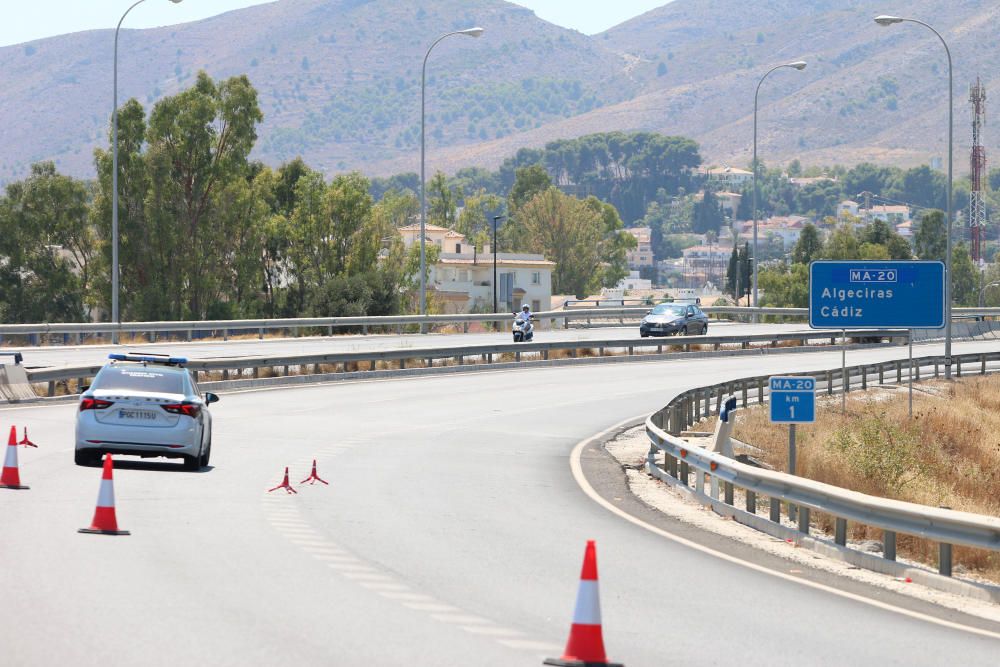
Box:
300;459;329;486
268;467;297;494
0;425;29;490
544;541;623;667
78;454;130;535
18;427;37;448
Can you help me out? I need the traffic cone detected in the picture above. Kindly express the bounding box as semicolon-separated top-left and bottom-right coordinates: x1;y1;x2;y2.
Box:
300;459;329;485
544;541;623;667
19;427;37;448
78;454;130;535
0;426;29;490
268;467;297;494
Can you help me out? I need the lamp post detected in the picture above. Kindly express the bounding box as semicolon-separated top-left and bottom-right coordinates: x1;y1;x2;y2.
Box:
752;60;806;320
874;15;953;377
978;281;1000;308
492;214;505;313
420;27;484;319
112;0;183;341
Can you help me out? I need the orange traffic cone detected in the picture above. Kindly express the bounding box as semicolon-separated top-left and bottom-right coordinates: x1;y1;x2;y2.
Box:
18;427;37;448
78;454;130;535
0;426;29;490
300;459;329;485
544;541;623;667
268;467;297;494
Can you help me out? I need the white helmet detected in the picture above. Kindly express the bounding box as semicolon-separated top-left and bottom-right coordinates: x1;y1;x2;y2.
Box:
522;305;530;311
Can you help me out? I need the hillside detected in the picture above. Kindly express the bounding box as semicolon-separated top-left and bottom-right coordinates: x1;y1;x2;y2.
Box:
1;0;998;183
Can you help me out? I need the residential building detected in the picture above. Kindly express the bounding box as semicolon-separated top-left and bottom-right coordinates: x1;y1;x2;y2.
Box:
788;175;837;188
699;166;754;186
399;224;554;313
756;215;810;249
615;271;652;291
716;191;742;217
625;227;654;269
837;200;860;219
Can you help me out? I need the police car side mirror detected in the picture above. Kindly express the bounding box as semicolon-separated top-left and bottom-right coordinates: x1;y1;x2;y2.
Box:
205;392;220;404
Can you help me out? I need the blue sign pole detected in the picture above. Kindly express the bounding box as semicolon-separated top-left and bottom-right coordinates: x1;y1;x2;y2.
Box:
770;375;815;521
809;261;945;329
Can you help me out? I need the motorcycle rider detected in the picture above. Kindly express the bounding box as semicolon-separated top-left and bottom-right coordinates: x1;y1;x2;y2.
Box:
515;303;533;323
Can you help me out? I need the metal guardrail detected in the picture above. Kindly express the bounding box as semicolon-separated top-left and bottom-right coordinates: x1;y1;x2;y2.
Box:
24;329;906;397
645;350;1000;577
2;307;998;346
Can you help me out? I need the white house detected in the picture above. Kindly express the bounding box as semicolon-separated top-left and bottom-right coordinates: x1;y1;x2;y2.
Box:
399;223;554;313
699;166;754;186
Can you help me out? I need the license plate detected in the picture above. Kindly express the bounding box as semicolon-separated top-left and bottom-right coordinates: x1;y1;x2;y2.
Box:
119;408;157;421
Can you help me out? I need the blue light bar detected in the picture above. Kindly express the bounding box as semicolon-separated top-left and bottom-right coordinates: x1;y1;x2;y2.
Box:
108;353;188;366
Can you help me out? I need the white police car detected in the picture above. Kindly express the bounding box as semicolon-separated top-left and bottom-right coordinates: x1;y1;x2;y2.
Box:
74;353;218;469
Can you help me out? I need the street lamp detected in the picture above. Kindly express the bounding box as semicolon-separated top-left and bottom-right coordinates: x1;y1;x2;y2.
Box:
978;281;1000;308
419;26;484;318
874;14;953;377
492;214;506;313
752;60;806;320
112;0;183;340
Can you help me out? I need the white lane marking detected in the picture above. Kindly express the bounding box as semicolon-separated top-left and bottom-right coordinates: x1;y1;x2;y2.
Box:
497;639;563;651
430;613;492;625
402;602;461;613
459;625;523;637
570;416;1000;642
378;592;436;602
359;582;411;591
341;572;394;581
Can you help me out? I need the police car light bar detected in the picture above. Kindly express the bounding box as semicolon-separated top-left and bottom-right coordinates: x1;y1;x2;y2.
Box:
108;353;188;366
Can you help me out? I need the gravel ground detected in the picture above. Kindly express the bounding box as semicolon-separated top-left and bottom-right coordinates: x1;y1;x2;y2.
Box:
606;425;1000;623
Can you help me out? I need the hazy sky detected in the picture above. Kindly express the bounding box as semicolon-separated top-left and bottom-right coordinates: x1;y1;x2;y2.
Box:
0;1;670;47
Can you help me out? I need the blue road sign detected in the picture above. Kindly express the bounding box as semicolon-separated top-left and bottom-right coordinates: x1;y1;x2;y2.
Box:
769;376;815;424
809;260;945;329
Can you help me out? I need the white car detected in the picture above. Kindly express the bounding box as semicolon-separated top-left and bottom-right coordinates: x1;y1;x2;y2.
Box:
74;353;218;470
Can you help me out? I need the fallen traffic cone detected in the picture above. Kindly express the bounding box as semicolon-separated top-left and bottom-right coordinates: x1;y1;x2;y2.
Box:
300;459;329;485
0;426;29;490
544;541;623;667
19;427;37;448
78;454;129;535
268;467;297;494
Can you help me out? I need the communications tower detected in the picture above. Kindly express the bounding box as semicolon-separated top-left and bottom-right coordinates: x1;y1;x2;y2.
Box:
969;77;987;264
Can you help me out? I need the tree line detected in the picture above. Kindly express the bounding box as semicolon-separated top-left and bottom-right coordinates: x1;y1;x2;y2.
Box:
0;72;641;324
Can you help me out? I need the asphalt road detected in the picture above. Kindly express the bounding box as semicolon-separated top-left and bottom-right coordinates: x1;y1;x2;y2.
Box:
11;322;812;369
3;339;999;665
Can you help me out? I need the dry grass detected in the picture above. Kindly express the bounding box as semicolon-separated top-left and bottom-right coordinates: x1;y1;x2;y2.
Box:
695;377;1000;581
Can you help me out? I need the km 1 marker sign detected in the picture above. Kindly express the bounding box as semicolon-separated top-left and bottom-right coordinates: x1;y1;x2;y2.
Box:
809;260;945;329
769;376;815;424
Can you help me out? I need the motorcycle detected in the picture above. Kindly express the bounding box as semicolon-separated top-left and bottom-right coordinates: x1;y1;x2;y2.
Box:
512;315;534;343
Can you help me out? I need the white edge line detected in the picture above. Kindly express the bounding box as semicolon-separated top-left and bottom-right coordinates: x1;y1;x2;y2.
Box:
570;415;1000;642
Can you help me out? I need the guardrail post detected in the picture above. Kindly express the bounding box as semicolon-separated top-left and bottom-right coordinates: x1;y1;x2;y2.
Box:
934;361;939;378
746;490;756;514
703;391;710;418
878;364;884;385
844;368;850;394
757;379;764;405
741;382;748;408
668;455;678;479
769;497;780;523
543;350;549;361
826;371;833;395
627;345;633;356
797;507;810;534
47;381;55;397
939;543;953;576
679;460;689;485
835;518;847;546
884;531;896;561
399;359;406;370
253;367;259;379
258;328;264;340
982;354;987;375
915;364;921;382
724;481;734;505
956;357;962;377
861;366;867;390
896;360;902;384
515;351;521;363
369;360;376;371
186;330;192;342
695;393;702;421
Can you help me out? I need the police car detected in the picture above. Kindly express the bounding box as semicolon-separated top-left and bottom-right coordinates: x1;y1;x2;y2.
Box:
74;353;218;469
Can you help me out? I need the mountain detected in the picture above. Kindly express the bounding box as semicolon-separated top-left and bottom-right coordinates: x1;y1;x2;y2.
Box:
0;0;997;184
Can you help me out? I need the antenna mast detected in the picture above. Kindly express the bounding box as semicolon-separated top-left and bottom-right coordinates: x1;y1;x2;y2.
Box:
970;77;987;265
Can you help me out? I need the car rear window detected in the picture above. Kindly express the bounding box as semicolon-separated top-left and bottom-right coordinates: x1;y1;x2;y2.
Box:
651;304;686;316
92;366;186;394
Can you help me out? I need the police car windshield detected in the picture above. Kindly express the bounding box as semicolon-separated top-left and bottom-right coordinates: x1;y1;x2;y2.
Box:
92;366;185;394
